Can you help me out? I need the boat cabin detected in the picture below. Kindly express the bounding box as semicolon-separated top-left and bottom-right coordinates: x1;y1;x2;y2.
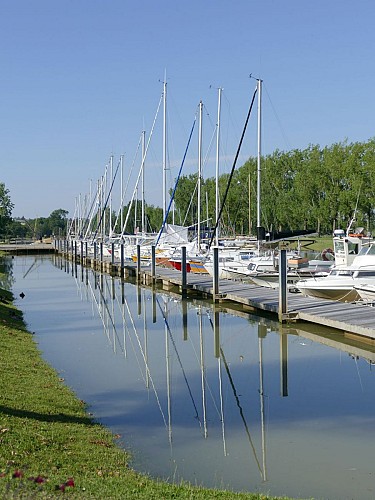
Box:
333;232;372;267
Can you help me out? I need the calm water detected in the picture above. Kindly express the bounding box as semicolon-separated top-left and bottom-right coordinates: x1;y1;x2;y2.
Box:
8;255;375;500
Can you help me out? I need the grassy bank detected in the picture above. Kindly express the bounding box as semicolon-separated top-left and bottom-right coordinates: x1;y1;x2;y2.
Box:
287;235;334;252
0;288;288;499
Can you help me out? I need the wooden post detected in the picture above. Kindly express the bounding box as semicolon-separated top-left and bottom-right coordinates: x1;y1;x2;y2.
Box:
213;246;219;299
278;247;288;322
120;243;124;274
100;242;103;266
111;242;115;266
136;244;141;280
181;246;187;298
93;241;97;264
151;245;156;279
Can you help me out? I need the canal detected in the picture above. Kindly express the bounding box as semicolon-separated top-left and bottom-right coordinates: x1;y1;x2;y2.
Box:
7;254;375;500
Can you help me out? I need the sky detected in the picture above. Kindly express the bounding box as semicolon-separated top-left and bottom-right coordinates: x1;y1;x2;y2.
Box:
1;0;375;219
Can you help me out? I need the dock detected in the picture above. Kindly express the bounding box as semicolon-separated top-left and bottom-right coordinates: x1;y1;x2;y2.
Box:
4;240;375;342
135;266;375;341
0;242;55;254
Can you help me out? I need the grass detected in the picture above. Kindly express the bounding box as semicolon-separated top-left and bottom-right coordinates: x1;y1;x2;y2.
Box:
287;235;334;253
0;287;291;499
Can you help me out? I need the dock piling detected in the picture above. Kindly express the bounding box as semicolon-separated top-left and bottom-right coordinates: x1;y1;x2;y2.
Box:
181;246;187;298
151;245;156;280
136;245;141;280
278;248;288;322
213;247;219;300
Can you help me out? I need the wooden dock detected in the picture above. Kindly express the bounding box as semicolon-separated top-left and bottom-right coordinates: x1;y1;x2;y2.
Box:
0;243;55;254
134;265;375;341
9;240;375;343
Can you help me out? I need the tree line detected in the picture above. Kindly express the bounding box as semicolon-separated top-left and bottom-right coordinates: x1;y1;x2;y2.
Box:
172;138;375;237
2;138;375;239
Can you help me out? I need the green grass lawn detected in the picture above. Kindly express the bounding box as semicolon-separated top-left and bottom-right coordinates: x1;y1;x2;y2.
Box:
287;235;334;253
0;287;291;499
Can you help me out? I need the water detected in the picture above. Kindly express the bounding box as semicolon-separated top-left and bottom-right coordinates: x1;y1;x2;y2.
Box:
8;255;375;500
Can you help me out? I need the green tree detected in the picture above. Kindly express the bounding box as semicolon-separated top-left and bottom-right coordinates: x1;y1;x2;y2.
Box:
145;205;163;233
48;209;69;236
0;183;14;237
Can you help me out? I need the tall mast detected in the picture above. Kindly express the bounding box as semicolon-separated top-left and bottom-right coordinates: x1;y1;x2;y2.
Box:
197;100;203;250
141;130;146;234
215;87;222;246
162;74;167;221
109;154;113;237
102;170;106;239
120;155;124;233
256;78;262;243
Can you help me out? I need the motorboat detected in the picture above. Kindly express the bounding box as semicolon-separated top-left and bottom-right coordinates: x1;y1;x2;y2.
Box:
296;236;375;302
220;250;331;286
203;247;259;278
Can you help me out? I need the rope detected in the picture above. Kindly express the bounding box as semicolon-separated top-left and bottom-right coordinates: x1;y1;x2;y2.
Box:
208;85;258;250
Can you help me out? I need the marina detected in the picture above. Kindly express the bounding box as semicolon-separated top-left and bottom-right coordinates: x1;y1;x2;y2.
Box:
57;240;375;341
2;240;375;341
8;253;375;500
4;3;375;499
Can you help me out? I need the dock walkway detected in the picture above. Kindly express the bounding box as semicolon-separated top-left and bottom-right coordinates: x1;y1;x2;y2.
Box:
0;243;54;254
140;266;375;341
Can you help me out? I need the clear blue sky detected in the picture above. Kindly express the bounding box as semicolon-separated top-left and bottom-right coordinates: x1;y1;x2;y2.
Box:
1;0;374;219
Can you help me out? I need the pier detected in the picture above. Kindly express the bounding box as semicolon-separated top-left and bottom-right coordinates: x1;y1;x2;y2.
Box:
46;239;375;342
137;266;375;341
0;242;55;254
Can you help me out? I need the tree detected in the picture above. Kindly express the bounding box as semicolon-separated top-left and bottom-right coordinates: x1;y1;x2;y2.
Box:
0;183;14;237
48;209;69;236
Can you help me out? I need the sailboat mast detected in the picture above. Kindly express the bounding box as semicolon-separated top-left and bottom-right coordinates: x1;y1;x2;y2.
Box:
109;155;113;236
141;130;146;234
257;79;262;242
162;76;167;221
215;88;222;246
120;155;124;232
197;100;203;250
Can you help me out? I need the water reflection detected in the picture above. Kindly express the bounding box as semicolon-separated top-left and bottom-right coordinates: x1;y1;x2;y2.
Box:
10;255;375;500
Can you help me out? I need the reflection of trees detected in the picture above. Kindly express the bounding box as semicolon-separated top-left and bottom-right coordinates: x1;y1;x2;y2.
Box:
0;256;14;290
